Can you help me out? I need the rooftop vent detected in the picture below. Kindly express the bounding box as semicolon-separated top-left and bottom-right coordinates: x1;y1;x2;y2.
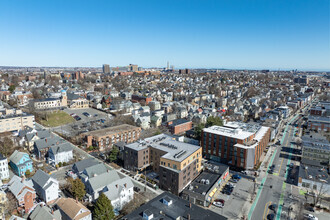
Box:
143;209;153;220
162;196;173;206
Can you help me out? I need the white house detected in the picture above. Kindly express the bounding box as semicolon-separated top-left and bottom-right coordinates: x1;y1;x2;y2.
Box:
0;153;9;180
31;169;59;204
103;177;134;211
48;143;73;166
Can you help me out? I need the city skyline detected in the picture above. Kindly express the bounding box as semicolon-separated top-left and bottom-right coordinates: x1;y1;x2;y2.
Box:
0;0;329;70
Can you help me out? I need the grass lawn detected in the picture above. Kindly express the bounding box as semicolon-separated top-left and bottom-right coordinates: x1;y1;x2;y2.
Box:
38;111;75;127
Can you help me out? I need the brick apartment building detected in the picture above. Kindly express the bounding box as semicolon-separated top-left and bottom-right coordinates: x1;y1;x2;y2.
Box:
82;124;141;151
131;94;152;105
308;101;330;132
124;134;202;195
167;119;192;135
202;122;270;169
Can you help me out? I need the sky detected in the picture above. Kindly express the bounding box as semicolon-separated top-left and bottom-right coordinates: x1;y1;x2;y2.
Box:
0;0;329;70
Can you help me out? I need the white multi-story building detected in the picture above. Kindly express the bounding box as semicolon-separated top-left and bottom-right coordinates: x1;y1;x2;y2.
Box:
0;153;9;180
0;108;35;133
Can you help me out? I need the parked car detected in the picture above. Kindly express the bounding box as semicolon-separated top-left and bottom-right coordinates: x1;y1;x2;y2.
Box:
267;213;275;220
304;214;318;220
66;170;77;179
214;199;225;205
213;201;223;208
305;206;315;212
232;174;241;180
133;186;141;192
230;178;238;183
269;204;277;211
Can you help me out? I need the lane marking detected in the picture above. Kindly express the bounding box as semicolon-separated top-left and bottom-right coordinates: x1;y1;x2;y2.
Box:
276;127;297;220
248;114;299;220
263;201;272;220
278;158;284;175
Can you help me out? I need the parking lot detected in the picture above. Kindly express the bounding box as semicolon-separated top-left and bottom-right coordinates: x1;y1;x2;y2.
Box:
51;108;113;137
209;176;254;219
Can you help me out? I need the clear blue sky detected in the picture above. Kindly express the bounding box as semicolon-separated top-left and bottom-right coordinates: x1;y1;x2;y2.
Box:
0;0;329;70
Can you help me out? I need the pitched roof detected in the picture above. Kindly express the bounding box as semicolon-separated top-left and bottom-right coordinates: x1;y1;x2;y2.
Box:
87;170;120;193
50;142;72;154
9;150;29;164
8;175;34;199
34;136;62;151
56;198;91;220
72;158;99;173
0;153;6;160
29;204;61;220
31;169;57;188
83;163;108;178
103;177;134;201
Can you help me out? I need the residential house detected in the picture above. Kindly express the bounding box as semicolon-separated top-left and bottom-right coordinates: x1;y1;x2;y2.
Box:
9;150;33;176
79;163;108;183
48;143;73;166
84;170;134;209
84;170;120;201
29;204;61;220
0;153;9;180
103;177;134;211
72;158;100;175
8;175;36;213
31;170;59;204
34;136;63;160
56;198;92;220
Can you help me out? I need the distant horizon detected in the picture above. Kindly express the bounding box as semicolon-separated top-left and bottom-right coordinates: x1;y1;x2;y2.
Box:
0;65;329;72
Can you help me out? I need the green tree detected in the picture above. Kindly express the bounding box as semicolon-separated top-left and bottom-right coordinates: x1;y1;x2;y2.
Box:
25;169;31;177
108;146;119;162
93;193;115;220
8;85;16;93
70;178;86;201
206;116;223;128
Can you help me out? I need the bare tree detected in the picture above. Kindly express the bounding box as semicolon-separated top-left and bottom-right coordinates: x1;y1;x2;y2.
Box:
312;183;328;207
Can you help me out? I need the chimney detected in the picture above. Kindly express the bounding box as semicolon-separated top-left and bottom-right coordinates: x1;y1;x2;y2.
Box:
124;183;127;188
189;203;192;208
45;138;48;143
187;214;191;220
115;184;118;188
51;209;54;214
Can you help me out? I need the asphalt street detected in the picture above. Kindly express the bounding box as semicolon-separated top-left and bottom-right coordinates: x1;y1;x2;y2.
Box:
250;113;300;220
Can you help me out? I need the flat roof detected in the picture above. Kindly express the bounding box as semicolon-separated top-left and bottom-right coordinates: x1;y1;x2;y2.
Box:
184;171;221;196
122;191;227;220
82;124;140;138
204;122;269;144
168;119;191;127
299;163;329;184
125;134;201;163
